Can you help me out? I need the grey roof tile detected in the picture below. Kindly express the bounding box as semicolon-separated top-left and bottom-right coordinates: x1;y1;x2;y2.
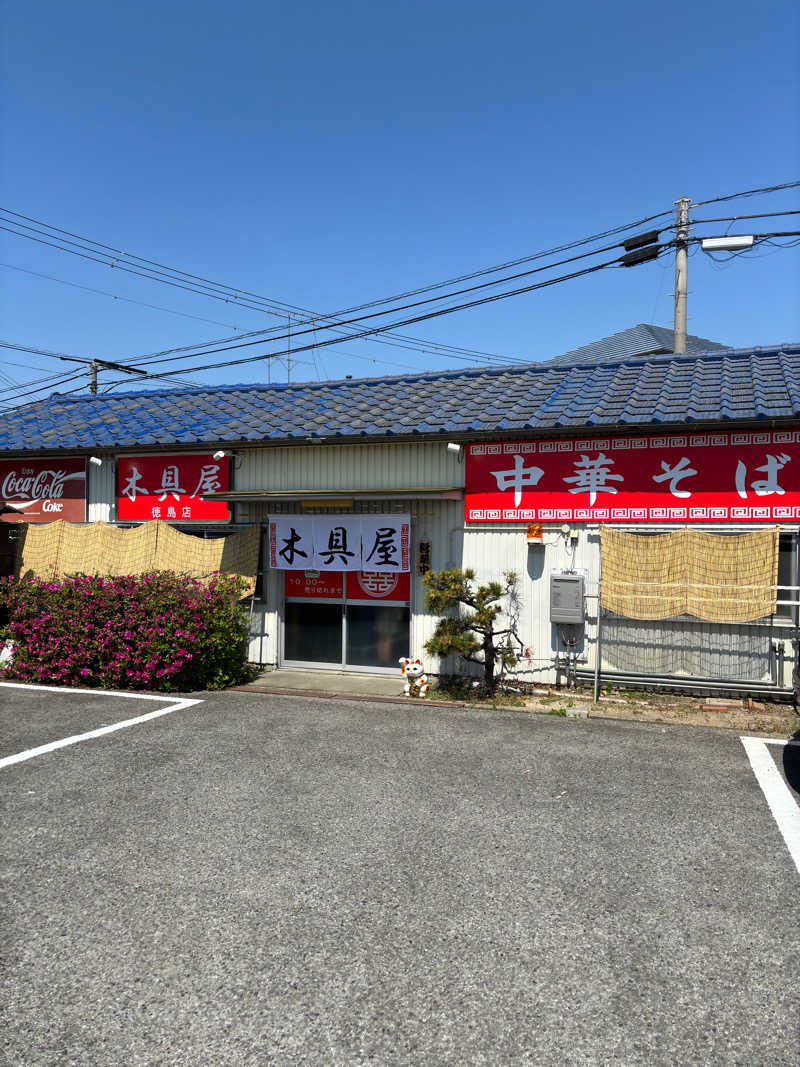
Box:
1;341;798;454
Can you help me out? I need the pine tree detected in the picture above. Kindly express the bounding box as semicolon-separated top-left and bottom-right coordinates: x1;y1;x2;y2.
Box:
423;568;522;694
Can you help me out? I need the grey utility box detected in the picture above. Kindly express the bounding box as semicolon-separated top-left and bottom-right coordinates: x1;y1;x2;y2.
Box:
550;573;585;624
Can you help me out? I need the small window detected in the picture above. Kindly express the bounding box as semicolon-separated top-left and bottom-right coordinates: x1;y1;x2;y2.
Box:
776;533;798;624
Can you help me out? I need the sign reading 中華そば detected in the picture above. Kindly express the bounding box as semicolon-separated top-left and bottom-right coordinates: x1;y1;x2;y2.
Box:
268;515;411;571
465;433;800;523
117;454;230;521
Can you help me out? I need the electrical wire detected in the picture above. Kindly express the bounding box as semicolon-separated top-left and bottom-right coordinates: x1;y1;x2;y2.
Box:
0;184;791;373
689;210;800;225
690;180;800;208
0;262;244;330
0;213;528;365
118;233;671;372
689;230;800;244
115;250;646;381
0;362;83;397
0;340;206;395
0;224;282;317
0;203;673;326
0;204;678;369
4;181;790;388
0;220;532;370
0;369;90;408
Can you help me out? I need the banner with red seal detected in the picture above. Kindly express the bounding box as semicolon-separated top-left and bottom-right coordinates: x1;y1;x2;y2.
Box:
284;570;410;601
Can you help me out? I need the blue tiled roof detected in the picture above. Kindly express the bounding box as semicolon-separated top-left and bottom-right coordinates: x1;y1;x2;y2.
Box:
1;342;798;454
541;323;728;367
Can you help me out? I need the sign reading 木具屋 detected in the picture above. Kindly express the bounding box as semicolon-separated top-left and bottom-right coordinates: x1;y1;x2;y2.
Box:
465;431;800;523
268;515;411;572
0;458;87;523
117;454;230;521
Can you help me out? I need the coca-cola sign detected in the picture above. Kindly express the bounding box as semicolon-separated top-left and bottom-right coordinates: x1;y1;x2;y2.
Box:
0;459;87;523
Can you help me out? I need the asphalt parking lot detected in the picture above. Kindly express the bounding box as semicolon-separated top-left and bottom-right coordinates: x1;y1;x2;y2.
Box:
1;682;799;1066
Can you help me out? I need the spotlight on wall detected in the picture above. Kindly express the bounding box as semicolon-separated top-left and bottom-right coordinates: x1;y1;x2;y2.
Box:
212;450;228;460
446;442;462;454
89;456;103;467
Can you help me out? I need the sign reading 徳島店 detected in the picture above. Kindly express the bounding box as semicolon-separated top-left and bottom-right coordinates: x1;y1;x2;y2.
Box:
465;432;800;523
117;454;230;522
268;515;411;572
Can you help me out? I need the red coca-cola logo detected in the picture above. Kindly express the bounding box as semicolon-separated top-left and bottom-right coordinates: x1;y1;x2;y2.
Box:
0;459;86;523
1;468;77;501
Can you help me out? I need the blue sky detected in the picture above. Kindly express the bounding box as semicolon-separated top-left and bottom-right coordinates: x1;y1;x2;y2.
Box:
1;0;798;403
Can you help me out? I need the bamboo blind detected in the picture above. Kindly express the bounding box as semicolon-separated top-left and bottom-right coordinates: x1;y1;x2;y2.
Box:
14;520;260;595
600;526;779;622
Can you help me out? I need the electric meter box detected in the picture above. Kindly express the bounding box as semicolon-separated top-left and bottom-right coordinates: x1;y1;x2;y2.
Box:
550;573;585;624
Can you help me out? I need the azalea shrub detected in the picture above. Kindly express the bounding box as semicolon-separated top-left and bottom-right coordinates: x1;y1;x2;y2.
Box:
0;571;252;691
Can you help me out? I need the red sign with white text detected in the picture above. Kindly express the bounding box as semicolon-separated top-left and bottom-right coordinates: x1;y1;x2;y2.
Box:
466;431;800;523
117;454;230;522
284;570;410;601
0;458;87;523
285;571;344;599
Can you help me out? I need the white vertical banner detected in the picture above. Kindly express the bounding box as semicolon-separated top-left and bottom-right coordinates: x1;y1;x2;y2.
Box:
360;514;411;572
268;516;315;570
312;517;362;570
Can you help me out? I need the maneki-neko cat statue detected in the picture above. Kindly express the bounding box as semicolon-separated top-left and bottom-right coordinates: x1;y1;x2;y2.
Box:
399;657;429;698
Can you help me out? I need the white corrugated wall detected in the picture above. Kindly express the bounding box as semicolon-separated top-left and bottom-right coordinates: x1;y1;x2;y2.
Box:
87;460;116;523
459;523;600;684
235;440;462;496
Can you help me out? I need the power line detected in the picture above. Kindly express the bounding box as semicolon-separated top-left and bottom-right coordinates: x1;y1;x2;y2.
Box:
0;203;671;323
690;180;800;208
689;210;800;225
121;232;668;373
112;250;643;383
0;341;206;395
0;223;282;317
689;230;800;245
0;369;89;408
0;204;679;370
0;211;530;367
1;182;793;362
3;181;793;388
0;262;245;330
0;219;529;370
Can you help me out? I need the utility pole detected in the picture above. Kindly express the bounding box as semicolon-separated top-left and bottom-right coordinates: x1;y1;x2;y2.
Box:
673;195;691;354
287;315;292;384
89;360;98;394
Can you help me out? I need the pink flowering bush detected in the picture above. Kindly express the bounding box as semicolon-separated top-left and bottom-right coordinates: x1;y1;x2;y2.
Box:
0;571;252;691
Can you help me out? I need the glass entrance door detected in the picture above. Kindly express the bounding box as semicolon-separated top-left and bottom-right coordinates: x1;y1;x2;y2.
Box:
284;601;343;664
346;603;411;668
282;570;410;672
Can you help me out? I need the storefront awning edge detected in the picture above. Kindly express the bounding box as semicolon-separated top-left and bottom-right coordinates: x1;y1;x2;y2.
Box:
202;487;464;502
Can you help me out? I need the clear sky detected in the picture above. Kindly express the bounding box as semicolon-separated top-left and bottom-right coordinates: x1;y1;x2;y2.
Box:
1;0;798;404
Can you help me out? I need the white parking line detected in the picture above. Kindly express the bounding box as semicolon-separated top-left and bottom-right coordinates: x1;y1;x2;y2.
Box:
740;736;800;876
0;682;203;769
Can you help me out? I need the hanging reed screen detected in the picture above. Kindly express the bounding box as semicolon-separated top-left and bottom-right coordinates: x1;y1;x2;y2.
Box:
14;520;260;594
600;526;779;622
